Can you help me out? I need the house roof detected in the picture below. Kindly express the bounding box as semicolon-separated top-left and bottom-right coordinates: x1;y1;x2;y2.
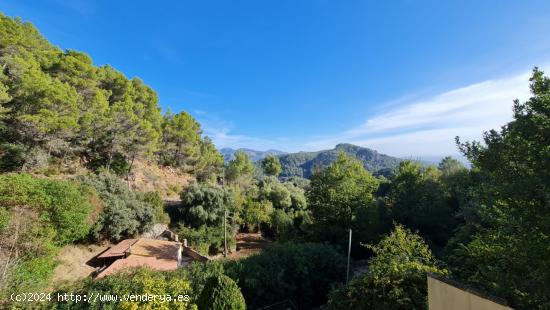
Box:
95;238;182;279
97;239;138;258
130;238;181;261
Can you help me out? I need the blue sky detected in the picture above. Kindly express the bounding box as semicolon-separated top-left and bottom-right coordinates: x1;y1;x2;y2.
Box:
3;1;550;159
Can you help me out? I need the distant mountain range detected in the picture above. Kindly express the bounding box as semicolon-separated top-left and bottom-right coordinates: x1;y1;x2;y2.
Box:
220;148;287;162
277;143;401;178
221;143;402;179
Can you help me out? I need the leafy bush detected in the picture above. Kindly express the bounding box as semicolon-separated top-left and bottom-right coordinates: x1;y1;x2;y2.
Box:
448;68;550;309
142;191;170;224
255;177;309;239
184;260;226;295
0;173;94;295
177;225;235;256
197;274;246;310
240;199;273;232
77;171;155;241
388;161;457;248
258;176;291;210
307;153;381;251
52;268;196;309
328;225;447;310
261;154;281;176
5;255;58;293
269;209;294;239
0;142;25;172
224;242;346;309
178;183;233;227
0;174;93;245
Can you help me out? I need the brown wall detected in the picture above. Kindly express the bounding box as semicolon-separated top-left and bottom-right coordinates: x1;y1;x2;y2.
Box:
183;246;209;262
427;275;512;310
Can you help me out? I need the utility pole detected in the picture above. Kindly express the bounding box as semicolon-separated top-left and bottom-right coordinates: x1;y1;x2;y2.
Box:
224;207;228;258
346;228;352;283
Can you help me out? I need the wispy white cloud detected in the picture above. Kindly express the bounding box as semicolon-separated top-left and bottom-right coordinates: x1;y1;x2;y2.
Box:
199;69;537;159
302;70;534;157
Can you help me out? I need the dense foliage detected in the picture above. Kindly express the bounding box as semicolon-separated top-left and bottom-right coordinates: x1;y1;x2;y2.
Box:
2;11;550;310
142;190;170;224
77;172;156;241
307;153;383;251
224;242;346;309
388;161;459;248
225;151;256;184
51;242;344;309
0;13;222;179
53;268;196;310
328;225;447;309
0;174;95;295
176;225;235;256
447;68;550;308
197;274;246;310
261;154;282;176
177;183;233;228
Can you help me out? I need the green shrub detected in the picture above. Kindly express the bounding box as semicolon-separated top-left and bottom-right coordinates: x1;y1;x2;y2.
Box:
5;255;57;292
240;199;273;232
0;173;93;245
327;225;447;310
52;268;196;309
197;274;246;310
0;142;25;172
167;184;182;196
0;173;94;296
269;209;293;239
142;190;170;224
177;225;235;256
178;183;233;227
77;171;155;241
86;153;129;176
225;242;346;309
184;261;226;295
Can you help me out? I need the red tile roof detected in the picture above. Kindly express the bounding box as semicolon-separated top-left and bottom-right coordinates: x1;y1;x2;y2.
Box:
95;238;181;279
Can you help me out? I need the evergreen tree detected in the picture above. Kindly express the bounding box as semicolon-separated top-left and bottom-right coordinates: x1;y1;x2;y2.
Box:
261;154;281;176
450;68;550;308
197;274;246;310
307;152;380;249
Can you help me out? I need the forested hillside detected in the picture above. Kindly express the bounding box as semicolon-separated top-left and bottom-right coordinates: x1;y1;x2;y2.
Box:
278;143;401;178
0;13;223;181
0;11;549;310
0;12;220;300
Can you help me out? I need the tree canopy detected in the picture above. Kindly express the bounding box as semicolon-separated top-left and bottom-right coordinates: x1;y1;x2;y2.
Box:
449;68;550;308
261;155;282;176
197;274;246;310
0;13;222;179
225;151;256;184
307;153;380;249
328;225;447;310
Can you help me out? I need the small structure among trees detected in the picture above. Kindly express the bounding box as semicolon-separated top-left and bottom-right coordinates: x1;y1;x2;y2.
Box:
95;238;185;279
